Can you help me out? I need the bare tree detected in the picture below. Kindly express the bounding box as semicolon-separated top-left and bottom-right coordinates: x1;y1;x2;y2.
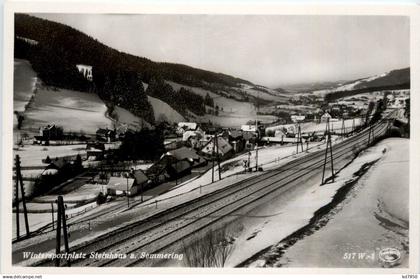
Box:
182;228;234;267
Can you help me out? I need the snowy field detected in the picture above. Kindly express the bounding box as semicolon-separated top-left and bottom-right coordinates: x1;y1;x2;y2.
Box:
33;183;104;204
267;118;363;134
166;81;278;127
20;87;113;135
280;138;409;268
13;59;38;114
113;105;151;129
226;138;408;268
14;144;87;168
12;201;98;239
147;95;185;124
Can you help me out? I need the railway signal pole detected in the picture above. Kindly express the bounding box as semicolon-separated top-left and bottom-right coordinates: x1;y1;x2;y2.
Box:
321;119;335;185
14;155;30;240
55;195;71;267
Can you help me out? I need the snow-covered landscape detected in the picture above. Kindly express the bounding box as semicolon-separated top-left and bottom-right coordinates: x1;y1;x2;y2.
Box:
8;13;413;272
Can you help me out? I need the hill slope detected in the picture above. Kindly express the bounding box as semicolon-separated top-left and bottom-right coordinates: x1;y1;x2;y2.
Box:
313;68;410;97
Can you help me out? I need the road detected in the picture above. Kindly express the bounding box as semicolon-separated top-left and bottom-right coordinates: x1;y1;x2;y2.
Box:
14;111;397;267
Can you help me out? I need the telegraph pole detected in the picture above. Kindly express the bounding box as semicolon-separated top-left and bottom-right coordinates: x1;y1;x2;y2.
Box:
321;119;335;185
15;155;30;240
296;123;304;154
215;131;221;180
55;195;70;267
255;94;259;171
211;134;215;183
51;202;55;230
126;174;130;208
15;160;20;240
341;118;346;137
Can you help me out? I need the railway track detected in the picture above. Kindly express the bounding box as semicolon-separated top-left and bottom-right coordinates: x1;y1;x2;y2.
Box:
33;112;395;267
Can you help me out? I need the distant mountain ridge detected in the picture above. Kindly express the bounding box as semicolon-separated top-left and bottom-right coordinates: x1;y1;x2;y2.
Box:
313;68;410;96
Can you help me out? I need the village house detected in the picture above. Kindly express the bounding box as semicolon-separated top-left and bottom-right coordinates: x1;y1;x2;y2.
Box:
176;122;203;135
35;124;64;143
182;130;204;149
106;176;135;196
201;136;233;160
320;112;332;123
146;147;206;185
130;169;151;192
166;147;207;168
228;130;245;153
241;124;257;133
96;128;116;143
86;142;105;161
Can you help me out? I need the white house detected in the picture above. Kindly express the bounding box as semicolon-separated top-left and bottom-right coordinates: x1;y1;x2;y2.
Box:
76;64;93;81
291;115;306;123
320;112;332;123
241;124;257;133
177;122;201;135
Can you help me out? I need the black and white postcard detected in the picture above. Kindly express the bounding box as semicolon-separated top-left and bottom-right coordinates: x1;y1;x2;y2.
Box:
1;1;419;275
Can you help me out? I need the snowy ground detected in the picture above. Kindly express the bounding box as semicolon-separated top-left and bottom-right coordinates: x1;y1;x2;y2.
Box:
20;86;113;135
138;142;326;206
166;81;278;128
113;105;151;130
14;144;87;168
226;138;408;268
278;138;409;268
13;59;38;114
12;201;98;239
33;183;104;204
147;95;185;124
267;118;363;135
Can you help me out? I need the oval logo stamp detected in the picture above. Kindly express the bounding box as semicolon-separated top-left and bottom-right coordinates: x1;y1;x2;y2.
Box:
378;248;401;263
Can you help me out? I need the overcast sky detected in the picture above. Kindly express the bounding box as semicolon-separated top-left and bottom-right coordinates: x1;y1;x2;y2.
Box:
33;14;409;87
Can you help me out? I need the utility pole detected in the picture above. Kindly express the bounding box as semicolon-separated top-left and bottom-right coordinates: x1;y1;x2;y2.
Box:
299;124;303;152
211;134;215;183
296;123;304;154
14;155;30;240
352;118;355;135
215;131;221;180
15;160;20;240
126;174;130;208
55;195;70;267
341;118;346;137
255;94;259;171
51;202;55;230
321;119;335;185
367;123;373;146
175;160;178;186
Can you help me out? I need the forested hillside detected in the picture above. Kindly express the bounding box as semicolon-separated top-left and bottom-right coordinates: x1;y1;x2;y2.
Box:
15;14;258;123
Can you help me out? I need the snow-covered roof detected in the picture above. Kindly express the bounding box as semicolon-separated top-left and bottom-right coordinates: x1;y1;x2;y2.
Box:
107;177;135;191
201;136;233;155
182;130;201;141
241;125;257;132
166;147;201;162
321;112;332;118
178;122;198;130
132;169;149;185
